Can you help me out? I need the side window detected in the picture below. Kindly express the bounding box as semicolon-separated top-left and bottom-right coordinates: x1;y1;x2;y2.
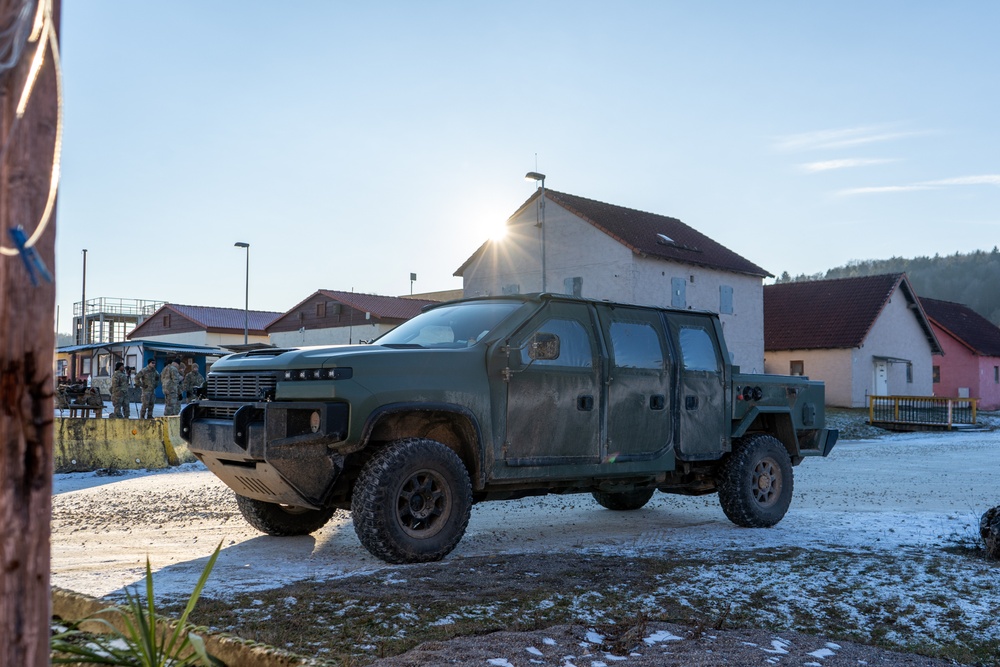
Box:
532;318;594;368
790;360;804;376
678;326;719;372
609;320;665;370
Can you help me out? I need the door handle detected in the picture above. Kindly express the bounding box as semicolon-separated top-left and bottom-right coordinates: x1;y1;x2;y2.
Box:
649;394;665;410
685;395;699;410
577;395;594;411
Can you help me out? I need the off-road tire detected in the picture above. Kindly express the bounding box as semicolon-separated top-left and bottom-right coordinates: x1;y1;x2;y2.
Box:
591;488;655;511
351;438;472;564
235;493;337;536
717;434;793;528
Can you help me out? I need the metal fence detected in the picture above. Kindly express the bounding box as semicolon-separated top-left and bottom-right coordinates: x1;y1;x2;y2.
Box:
868;395;978;430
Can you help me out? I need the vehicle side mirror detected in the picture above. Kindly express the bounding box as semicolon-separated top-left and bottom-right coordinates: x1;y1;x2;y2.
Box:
528;332;560;361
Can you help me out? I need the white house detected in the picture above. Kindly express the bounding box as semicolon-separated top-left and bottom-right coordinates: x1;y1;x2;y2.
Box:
455;189;772;371
764;274;943;408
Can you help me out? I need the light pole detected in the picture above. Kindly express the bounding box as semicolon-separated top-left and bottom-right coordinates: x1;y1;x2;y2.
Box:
525;171;546;291
234;242;249;344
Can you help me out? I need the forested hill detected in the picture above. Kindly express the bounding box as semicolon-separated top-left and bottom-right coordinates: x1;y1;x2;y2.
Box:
775;248;1000;325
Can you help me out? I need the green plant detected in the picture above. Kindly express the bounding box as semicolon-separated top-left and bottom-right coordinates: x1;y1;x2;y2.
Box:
51;543;223;666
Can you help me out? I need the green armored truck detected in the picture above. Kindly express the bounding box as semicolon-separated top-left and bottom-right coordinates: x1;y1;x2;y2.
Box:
180;294;837;564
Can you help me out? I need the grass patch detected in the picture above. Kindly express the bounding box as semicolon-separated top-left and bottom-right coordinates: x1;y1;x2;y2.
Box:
153;547;1000;666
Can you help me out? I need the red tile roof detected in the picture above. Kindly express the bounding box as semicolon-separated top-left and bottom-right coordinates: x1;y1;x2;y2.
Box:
764;273;941;353
315;290;435;320
455;189;770;278
166;304;282;332
919;297;1000;357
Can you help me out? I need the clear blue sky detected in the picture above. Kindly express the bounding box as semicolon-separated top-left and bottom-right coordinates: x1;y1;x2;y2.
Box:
54;2;1000;332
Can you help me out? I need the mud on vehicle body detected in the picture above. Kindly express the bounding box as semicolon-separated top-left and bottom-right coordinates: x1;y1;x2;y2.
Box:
181;293;838;564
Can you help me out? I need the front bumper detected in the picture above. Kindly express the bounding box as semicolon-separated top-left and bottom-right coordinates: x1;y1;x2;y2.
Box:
179;400;348;508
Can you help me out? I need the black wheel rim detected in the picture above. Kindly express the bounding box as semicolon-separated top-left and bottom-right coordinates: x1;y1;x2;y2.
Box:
751;456;782;508
395;469;451;538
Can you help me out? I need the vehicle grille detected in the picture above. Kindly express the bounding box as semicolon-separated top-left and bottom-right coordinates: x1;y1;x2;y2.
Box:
207;372;277;401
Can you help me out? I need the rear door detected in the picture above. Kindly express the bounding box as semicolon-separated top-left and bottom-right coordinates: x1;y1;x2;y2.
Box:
596;304;673;461
667;313;727;460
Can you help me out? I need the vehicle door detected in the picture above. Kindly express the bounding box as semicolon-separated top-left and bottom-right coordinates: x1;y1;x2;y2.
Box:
595;304;673;461
498;300;602;469
667;313;727;460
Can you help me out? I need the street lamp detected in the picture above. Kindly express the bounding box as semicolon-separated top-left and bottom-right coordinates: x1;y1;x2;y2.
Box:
234;242;249;344
525;171;546;291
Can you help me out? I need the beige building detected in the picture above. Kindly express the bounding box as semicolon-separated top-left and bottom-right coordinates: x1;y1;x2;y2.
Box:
127;304;280;348
764;274;942;407
456;189;771;371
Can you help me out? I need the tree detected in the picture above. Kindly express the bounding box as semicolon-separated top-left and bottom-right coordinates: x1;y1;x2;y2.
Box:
0;0;61;664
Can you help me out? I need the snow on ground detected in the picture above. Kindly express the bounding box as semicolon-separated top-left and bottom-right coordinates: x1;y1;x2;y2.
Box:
51;428;1000;661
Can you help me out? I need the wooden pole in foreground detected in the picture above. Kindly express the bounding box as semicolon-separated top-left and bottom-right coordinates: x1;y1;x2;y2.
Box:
0;1;61;664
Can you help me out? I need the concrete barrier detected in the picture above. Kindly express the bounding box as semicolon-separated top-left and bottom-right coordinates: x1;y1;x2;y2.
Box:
54;417;196;473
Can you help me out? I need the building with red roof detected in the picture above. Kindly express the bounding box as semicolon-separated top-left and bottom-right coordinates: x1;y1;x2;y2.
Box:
764;274;942;407
266;290;438;346
456;189;771;371
920;297;1000;410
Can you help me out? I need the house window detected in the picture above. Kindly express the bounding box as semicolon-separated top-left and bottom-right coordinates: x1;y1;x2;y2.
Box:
162;314;170;328
317;302;326;318
906;363;913;383
563;276;583;297
933;366;940;383
790;360;804;376
720;285;734;315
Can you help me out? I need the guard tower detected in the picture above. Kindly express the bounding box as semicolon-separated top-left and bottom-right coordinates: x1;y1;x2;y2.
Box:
73;297;165;344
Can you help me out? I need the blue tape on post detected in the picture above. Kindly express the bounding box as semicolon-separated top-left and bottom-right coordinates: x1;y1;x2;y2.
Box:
7;226;52;286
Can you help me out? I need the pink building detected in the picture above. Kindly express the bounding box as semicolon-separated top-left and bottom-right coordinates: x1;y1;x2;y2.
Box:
920;297;1000;411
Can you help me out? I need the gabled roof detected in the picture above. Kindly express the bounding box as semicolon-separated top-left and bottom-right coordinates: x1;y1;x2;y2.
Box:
128;304;282;338
764;273;942;354
455;189;771;278
270;290;435;329
919;297;1000;357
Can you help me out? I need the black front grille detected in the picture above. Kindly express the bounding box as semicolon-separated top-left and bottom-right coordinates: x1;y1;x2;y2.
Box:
207;372;277;401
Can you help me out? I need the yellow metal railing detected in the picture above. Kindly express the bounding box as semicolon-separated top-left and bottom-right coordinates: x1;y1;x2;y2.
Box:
868;395;978;430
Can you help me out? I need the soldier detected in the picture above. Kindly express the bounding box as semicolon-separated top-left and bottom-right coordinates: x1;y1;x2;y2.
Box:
135;358;160;419
110;361;130;418
160;357;184;416
181;357;205;404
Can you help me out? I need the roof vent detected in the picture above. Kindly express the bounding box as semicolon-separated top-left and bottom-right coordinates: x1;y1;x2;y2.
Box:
656;233;676;245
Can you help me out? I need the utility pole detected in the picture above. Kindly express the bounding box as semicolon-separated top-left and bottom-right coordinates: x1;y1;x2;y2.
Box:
0;1;61;664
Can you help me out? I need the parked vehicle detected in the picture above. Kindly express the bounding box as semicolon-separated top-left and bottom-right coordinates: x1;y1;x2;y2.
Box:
181;294;837;563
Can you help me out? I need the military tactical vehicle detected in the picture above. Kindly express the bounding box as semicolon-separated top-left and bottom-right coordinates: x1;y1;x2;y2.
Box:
181;294;837;564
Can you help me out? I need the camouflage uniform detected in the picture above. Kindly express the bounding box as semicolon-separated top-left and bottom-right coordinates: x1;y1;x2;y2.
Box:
111;368;130;418
160;360;184;416
181;367;205;403
135;361;160;419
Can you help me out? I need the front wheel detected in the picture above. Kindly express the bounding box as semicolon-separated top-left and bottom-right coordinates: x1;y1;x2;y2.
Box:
235;494;338;536
717;434;793;528
351;438;473;564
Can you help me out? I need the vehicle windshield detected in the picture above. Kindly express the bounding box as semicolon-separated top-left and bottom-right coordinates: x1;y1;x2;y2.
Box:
375;302;521;349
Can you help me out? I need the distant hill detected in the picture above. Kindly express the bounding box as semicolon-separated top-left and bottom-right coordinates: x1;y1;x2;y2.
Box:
776;247;1000;326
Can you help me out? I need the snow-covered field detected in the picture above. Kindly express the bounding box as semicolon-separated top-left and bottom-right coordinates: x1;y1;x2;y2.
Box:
51;429;1000;663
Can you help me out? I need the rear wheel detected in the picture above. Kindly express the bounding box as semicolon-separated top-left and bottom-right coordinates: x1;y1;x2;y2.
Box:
591;488;655;511
717;434;793;528
235;494;337;536
352;438;472;564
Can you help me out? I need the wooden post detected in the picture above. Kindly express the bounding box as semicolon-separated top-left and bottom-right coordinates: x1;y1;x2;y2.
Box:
0;1;60;664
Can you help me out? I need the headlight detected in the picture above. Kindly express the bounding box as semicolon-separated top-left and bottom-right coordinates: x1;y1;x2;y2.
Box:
283;368;353;381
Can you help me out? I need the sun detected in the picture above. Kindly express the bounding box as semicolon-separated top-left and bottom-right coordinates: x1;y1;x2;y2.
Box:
488;221;508;241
